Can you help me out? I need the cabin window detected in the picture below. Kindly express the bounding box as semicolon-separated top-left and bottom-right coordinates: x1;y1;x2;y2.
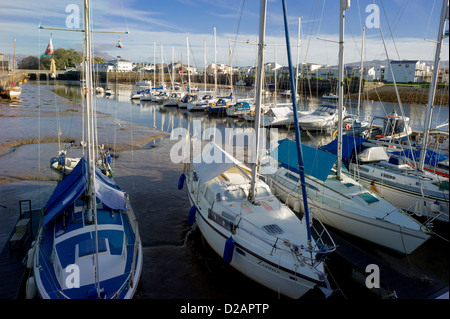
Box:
285;172;299;183
205;187;216;205
225;188;246;201
256;186;270;198
344;183;355;187
358;192;380;204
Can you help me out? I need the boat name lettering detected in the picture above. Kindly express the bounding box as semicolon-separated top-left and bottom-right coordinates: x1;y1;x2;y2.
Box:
257;260;281;274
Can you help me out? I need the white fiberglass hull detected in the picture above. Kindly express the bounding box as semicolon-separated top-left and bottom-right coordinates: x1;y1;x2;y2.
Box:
6;87;21;99
266;168;430;254
187;192;320;299
297;116;336;131
355;173;449;223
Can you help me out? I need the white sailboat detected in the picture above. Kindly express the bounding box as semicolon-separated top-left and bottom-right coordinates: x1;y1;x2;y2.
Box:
345;140;449;223
4;38;22;99
261;0;431;254
179;0;336;299
30;0;143;299
347;0;449;223
297;104;344;131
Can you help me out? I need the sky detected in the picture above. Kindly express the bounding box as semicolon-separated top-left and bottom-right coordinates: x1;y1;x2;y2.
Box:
0;0;448;68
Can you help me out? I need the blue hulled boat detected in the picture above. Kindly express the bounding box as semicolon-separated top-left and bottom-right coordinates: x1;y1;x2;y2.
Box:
32;158;143;299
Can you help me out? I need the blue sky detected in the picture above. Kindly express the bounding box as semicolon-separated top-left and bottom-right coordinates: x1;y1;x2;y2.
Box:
0;0;448;67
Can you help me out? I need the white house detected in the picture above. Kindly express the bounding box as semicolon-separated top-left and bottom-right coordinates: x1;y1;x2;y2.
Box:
374;65;386;81
298;62;322;79
351;66;377;81
206;63;231;75
385;60;431;83
264;62;282;75
94;63;114;72
317;66;339;80
112;59;133;72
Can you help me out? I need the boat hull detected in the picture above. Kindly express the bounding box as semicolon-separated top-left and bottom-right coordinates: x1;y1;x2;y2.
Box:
354;173;449;223
267;172;430;254
188;196;319;298
6;88;21;99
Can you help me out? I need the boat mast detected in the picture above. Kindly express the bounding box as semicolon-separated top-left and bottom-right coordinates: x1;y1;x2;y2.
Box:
214;27;217;96
160;43;164;87
187;37;191;94
83;0;100;298
172;46;175;90
229;38;233;95
418;0;449;171
337;0;350;180
248;0;267;203
204;40;207;93
295;17;301;100
153;42;156;88
83;0;96;222
11;38;16;85
281;0;312;244
357;26;365;118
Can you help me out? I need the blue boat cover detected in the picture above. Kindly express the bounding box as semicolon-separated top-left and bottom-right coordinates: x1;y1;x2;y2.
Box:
43;157;127;227
270;139;337;182
391;148;448;166
320;135;367;160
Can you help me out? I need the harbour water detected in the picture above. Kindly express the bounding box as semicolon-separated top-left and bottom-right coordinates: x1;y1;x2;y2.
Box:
0;81;448;301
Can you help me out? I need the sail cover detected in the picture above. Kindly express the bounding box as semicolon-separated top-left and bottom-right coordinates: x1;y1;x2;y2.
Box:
43;157;127;227
192;142;246;184
270;138;337;182
391;148;448;166
320;135;367;160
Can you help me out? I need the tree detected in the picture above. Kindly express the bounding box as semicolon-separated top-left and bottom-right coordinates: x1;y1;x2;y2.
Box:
19;56;39;69
38;48;104;70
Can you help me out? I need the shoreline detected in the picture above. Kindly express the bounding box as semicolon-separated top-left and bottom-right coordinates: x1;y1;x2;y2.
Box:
348;84;449;105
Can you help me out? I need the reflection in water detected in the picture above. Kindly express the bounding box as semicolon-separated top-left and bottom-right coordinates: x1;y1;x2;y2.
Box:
56;82;449;146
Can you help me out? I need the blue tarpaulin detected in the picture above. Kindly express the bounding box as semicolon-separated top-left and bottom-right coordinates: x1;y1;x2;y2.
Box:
270;139;337;182
319;135;367;160
391;148;448;166
43;157;127;227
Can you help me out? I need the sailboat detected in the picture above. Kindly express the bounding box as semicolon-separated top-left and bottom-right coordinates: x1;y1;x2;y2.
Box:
261;0;431;254
297;104;344;131
5;38;22;99
179;0;335;299
343;0;449;223
30;0;143;299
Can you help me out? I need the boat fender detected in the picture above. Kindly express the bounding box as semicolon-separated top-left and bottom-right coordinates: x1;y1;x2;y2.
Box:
178;173;186;190
431;201;441;214
26;245;36;269
223;236;235;264
25;277;37;299
345;123;351;130
187;206;197;226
